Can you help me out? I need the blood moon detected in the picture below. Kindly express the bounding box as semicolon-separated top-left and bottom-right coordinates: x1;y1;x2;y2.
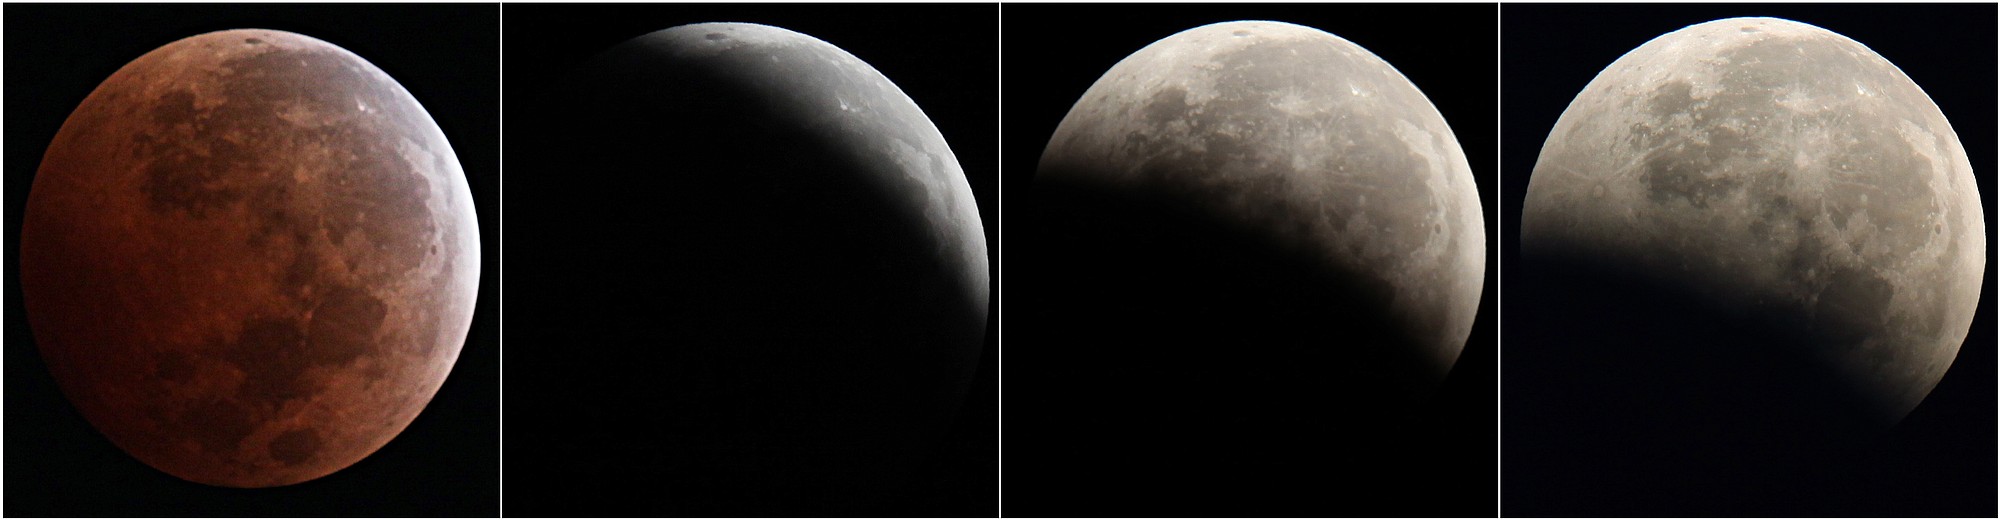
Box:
20;29;479;487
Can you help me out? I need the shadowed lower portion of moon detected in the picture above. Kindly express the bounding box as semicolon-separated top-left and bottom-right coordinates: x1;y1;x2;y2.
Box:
1522;18;1984;434
20;29;480;487
1014;21;1485;512
502;23;988;515
1033;20;1485;405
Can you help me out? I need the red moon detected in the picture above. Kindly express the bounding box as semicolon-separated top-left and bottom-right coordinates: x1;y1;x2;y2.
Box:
19;29;479;487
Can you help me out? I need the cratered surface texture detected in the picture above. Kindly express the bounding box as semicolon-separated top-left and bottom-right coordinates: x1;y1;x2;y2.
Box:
514;22;989;513
20;29;480;488
1522;17;1984;426
1037;20;1485;387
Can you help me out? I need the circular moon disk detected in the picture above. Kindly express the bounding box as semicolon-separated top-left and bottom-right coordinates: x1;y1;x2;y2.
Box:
1037;21;1486;383
1522;17;1985;425
21;29;480;487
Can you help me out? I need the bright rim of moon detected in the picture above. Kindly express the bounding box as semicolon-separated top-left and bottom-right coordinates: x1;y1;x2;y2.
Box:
641;22;991;314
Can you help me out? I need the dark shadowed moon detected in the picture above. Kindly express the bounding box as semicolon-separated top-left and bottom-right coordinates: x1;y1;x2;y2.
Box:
1522;17;1984;427
20;29;480;487
1036;20;1486;393
508;22;989;513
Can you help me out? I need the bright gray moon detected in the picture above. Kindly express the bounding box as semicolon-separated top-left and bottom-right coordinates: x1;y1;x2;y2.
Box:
1522;17;1985;425
1038;20;1486;380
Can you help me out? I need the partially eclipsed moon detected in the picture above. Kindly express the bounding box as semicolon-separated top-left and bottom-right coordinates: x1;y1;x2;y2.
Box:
21;29;480;487
1522;17;1984;425
524;22;989;507
1038;21;1486;381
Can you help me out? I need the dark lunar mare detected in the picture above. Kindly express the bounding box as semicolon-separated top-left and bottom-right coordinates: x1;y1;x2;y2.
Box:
506;27;985;516
123;41;439;470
